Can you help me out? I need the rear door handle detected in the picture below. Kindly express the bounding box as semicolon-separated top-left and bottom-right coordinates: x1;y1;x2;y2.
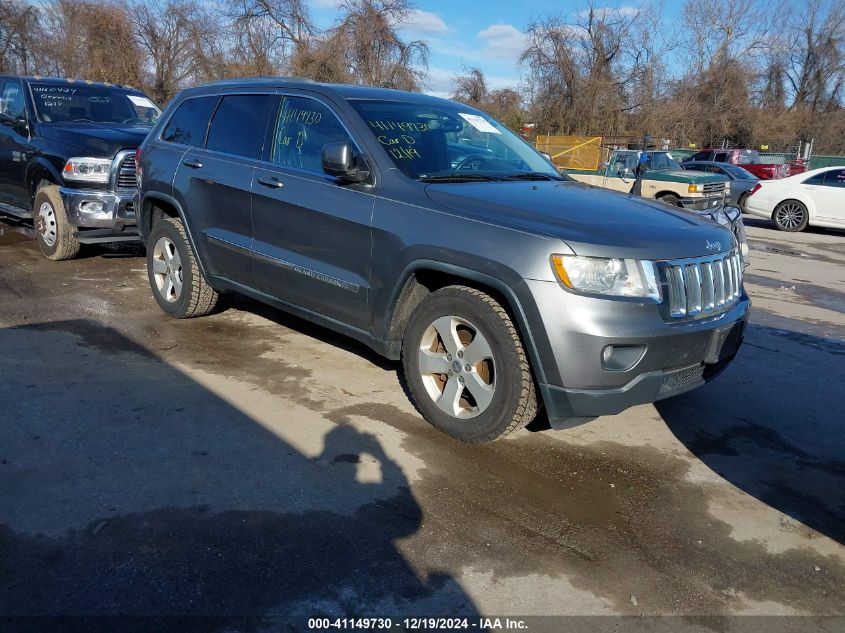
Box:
182;159;203;169
257;176;284;189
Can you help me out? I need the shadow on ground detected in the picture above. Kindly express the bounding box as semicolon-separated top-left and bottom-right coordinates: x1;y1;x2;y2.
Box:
658;322;845;546
0;320;477;627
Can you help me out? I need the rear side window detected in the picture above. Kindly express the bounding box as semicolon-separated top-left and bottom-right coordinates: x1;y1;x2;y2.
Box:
206;94;275;160
803;173;826;185
161;96;218;147
714;152;729;162
823;169;845;188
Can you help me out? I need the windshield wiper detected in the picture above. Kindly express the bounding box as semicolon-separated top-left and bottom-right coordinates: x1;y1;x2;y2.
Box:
419;173;501;183
500;172;563;181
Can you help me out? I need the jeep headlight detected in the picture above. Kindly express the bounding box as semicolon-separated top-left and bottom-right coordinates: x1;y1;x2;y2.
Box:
62;157;112;183
551;255;661;301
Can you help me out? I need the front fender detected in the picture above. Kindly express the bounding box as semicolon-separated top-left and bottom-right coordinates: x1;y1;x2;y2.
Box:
378;257;557;385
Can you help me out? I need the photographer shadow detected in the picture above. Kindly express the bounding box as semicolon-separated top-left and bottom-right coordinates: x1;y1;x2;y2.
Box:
0;320;479;629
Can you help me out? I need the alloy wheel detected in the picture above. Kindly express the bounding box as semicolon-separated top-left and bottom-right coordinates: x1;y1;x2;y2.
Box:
418;315;496;419
151;236;183;302
775;203;805;229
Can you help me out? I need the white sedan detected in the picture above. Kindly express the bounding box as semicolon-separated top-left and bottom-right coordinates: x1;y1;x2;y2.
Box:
745;166;845;232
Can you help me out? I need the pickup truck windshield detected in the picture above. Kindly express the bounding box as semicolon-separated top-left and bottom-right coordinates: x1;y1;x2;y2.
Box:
349;99;562;181
29;83;160;125
610;151;682;174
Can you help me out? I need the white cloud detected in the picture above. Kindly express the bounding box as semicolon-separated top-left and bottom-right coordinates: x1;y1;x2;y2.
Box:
476;24;528;61
398;9;451;35
423;66;520;100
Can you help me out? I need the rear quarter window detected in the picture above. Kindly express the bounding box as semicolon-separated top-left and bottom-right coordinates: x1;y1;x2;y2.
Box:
161;96;218;147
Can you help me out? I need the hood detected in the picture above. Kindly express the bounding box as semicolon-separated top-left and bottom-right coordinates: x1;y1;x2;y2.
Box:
650;169;727;184
39;122;150;157
425;180;737;260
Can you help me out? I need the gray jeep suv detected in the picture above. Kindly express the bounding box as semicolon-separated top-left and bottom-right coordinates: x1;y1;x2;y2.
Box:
135;78;749;443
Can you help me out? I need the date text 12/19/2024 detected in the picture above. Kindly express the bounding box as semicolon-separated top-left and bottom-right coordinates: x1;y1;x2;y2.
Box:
308;618;529;630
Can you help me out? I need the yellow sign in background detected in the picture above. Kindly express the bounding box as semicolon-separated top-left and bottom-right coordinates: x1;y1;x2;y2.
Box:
535;135;603;170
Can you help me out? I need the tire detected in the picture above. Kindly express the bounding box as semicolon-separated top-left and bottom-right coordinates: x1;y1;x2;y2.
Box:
773;200;808;232
738;192;749;213
659;193;682;207
34;183;81;260
402;285;537;443
146;217;218;318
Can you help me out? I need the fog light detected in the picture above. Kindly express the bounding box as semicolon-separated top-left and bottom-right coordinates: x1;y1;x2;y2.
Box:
80;200;105;214
601;344;647;371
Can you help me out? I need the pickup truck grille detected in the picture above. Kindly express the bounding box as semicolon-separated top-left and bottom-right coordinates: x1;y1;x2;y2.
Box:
116;154;137;190
664;251;743;318
702;182;726;194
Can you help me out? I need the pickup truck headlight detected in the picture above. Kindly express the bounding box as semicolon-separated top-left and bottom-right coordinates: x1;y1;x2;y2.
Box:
688;183;704;193
62;157;112;184
551;255;661;301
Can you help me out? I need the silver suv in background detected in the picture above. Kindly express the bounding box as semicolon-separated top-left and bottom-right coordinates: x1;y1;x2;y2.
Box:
135;79;749;443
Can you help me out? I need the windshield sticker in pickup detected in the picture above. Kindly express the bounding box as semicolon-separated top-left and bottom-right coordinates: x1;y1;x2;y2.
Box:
458;113;501;134
127;95;157;110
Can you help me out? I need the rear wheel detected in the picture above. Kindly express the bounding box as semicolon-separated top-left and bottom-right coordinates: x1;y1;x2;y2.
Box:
773;200;808;232
738;192;749;213
147;217;218;318
402;286;537;443
34;184;80;260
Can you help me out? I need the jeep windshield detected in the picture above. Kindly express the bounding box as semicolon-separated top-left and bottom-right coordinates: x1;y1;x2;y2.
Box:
29;82;160;125
349;99;564;182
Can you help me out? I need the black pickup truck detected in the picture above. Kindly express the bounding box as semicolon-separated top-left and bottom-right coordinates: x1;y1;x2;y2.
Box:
0;76;159;259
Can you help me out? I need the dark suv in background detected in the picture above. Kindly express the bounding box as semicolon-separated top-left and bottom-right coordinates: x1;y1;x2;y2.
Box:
0;76;160;259
135;78;749;443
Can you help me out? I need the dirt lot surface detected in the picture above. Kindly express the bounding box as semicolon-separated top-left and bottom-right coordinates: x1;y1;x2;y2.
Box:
1;216;843;629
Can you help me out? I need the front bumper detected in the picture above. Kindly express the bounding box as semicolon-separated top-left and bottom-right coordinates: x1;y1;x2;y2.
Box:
527;279;750;421
59;186;137;233
680;194;725;210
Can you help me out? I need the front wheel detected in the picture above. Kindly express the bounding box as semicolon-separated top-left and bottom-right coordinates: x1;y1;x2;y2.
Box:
659;193;681;207
146;217;218;318
402;286;537;443
34;184;81;260
773;200;808;232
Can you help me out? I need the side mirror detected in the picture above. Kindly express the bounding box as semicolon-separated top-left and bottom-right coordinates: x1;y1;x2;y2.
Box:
540;151;553;163
322;142;368;183
0;112;27;132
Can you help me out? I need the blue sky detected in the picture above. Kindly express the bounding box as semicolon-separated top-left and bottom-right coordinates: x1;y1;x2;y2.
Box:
310;1;685;97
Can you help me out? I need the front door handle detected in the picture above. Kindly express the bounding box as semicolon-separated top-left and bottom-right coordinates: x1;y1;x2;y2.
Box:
182;159;203;169
257;176;284;189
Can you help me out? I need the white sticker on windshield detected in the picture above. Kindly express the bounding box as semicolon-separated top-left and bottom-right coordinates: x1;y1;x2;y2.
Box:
127;95;157;109
458;113;501;134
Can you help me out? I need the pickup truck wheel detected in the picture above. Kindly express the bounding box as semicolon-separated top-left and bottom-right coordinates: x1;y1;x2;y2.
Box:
659;193;681;207
34;185;81;261
773;200;808;232
402;286;537;443
147;218;218;318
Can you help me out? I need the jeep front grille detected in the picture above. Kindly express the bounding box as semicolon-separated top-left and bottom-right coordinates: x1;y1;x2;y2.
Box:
116;154;137;190
664;251;743;318
702;182;726;194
